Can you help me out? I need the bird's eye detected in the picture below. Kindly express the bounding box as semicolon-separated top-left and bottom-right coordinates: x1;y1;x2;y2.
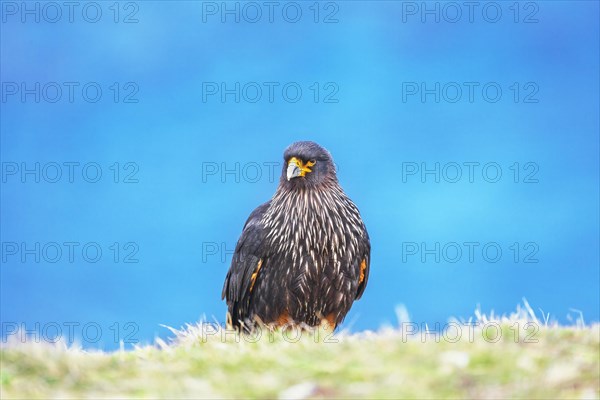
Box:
309;159;317;165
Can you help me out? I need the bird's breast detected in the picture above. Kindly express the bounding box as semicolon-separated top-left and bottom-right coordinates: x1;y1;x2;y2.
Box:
262;187;363;267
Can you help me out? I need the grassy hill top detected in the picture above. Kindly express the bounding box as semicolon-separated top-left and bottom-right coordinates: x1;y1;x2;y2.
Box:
2;304;599;399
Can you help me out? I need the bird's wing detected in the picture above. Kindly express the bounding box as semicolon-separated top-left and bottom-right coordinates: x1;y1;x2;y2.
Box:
222;201;270;325
355;229;371;300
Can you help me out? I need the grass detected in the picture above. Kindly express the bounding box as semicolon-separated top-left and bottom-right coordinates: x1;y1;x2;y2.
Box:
1;302;599;399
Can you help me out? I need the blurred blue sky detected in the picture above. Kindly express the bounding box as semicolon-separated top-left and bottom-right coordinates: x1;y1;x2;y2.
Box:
1;1;599;349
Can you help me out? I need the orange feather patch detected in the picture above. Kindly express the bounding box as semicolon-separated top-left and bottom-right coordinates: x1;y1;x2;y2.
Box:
249;259;263;292
359;259;367;284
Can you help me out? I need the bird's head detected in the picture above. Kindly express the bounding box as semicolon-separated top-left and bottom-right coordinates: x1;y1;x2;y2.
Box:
281;141;337;189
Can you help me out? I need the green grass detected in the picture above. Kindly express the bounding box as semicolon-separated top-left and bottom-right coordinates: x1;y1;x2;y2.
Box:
2;303;599;399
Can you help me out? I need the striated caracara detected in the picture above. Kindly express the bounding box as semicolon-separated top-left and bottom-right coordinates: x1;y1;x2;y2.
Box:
222;141;370;330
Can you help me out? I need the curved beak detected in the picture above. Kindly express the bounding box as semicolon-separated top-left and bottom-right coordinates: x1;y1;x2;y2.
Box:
287;162;302;181
286;157;315;181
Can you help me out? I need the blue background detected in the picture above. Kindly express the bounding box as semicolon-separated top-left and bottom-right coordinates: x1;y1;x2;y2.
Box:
1;1;598;349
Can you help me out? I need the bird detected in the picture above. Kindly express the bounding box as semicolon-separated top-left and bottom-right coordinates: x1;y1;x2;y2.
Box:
222;141;370;331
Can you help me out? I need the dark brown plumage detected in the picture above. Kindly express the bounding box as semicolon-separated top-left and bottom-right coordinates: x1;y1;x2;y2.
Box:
222;141;370;330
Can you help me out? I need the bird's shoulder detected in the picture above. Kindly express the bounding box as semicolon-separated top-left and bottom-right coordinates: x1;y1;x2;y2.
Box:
241;201;270;231
230;200;272;259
